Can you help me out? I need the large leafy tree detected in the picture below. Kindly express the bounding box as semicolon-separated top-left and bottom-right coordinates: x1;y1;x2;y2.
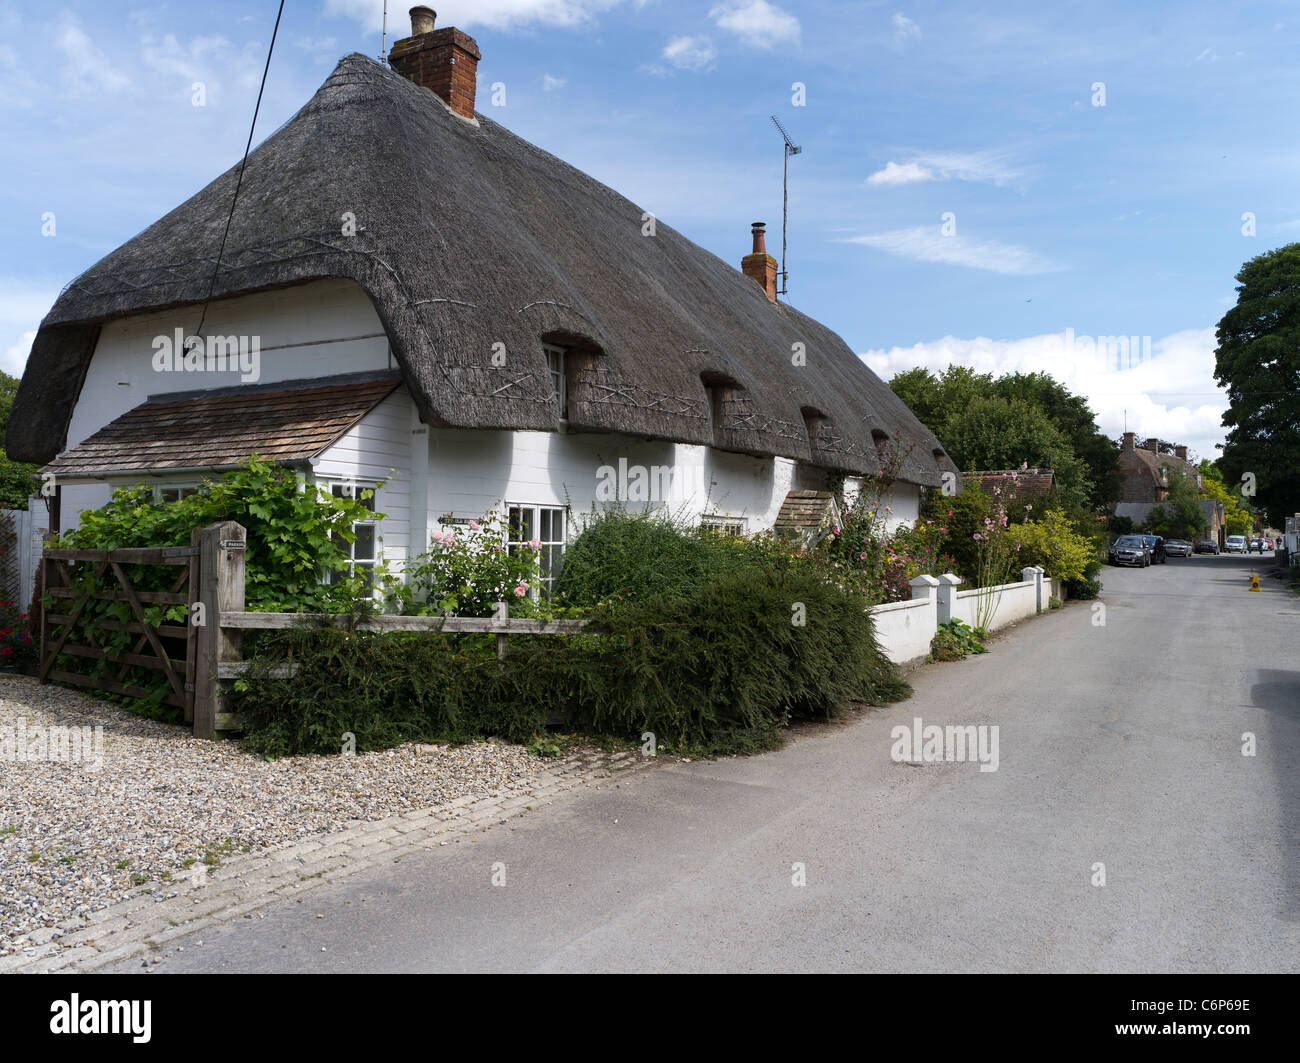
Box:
1214;245;1300;526
0;371;39;510
888;366;1113;509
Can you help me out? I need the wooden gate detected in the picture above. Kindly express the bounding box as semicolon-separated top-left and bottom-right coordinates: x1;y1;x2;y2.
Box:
39;544;200;721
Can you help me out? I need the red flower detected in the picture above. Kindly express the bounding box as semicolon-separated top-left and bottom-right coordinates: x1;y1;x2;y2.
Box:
1;647;13;657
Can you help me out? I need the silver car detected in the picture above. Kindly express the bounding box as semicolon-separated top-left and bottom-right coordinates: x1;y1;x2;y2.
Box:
1165;539;1192;557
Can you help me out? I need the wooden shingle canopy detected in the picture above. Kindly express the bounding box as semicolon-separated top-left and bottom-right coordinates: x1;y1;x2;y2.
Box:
43;372;400;480
773;490;842;533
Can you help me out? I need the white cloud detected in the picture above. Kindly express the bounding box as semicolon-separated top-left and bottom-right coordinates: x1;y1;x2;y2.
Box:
324;0;629;32
0;283;61;378
542;73;567;91
55;11;130;95
861;327;1228;458
892;13;922;45
866;161;935;186
843;226;1062;275
662;35;717;71
2;331;36;379
866;149;1023;189
709;0;801;49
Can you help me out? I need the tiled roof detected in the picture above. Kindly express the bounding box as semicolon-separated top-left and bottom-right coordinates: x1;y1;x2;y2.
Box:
44;372;401;479
965;470;1057;500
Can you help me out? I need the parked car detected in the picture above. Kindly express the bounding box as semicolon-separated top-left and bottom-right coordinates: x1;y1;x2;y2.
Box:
1226;535;1247;553
1265;538;1275;550
1139;534;1167;564
1164;539;1192;557
1109;534;1151;567
1194;539;1220;554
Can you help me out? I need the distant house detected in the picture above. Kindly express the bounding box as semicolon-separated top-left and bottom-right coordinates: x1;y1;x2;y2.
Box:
7;12;958;598
1116;433;1201;503
964;469;1056;509
1114;499;1224;546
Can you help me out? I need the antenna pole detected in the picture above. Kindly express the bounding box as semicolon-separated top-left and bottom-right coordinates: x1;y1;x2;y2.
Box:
380;0;389;63
771;116;802;298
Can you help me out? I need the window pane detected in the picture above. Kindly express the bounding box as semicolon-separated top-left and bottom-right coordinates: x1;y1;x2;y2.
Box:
354;524;376;561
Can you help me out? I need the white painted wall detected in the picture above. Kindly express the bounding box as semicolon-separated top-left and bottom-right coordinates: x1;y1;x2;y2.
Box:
950;580;1038;631
869;596;936;666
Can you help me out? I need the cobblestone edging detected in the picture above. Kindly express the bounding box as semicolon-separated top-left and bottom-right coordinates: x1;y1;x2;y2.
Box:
1;748;656;974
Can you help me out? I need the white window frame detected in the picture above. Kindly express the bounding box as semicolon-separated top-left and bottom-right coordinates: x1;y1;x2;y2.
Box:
506;503;566;598
701;514;746;536
545;344;568;420
321;479;380;592
153;484;200;504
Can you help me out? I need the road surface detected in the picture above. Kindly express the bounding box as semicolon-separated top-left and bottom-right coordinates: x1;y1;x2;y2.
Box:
114;552;1300;972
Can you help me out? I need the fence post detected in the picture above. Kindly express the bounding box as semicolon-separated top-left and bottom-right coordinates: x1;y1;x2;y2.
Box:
494;600;508;672
193;521;246;739
1023;566;1044;612
936;573;962;625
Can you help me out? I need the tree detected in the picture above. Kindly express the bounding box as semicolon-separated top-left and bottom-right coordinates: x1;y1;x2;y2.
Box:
1214;244;1300;526
0;371;39;510
1142;467;1209;541
888;365;1116;510
993;372;1122;508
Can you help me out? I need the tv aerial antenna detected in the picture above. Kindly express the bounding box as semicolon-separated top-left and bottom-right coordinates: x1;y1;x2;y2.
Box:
380;1;389;63
771;116;802;298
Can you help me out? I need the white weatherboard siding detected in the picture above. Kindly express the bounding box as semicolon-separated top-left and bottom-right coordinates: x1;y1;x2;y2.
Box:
313;389;415;572
56;279;390;532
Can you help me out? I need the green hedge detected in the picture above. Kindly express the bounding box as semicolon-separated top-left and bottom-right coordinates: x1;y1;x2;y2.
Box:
234;568;910;758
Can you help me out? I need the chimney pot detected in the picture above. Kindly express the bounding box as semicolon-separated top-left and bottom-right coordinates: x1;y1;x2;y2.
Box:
389;12;481;120
741;222;777;302
410;6;436;35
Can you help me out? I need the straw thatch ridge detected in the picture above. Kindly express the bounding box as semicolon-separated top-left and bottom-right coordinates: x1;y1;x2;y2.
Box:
9;53;959;487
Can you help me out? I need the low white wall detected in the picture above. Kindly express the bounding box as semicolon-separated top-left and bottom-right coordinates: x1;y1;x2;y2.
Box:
951;581;1037;631
869;568;1047;665
868;595;936;665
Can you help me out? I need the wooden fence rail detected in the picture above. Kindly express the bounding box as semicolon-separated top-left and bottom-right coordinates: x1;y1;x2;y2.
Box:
41;520;591;739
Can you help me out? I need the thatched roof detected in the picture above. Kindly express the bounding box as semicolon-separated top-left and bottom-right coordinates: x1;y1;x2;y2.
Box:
9;53;958;487
43;371;400;479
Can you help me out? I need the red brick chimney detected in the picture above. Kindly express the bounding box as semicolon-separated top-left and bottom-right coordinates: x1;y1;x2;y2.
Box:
1121;431;1136;451
1143;437;1159;453
389;7;481;120
741;222;778;302
1174;444;1188;461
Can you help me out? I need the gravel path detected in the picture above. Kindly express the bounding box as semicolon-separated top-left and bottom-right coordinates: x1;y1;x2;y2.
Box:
0;675;548;958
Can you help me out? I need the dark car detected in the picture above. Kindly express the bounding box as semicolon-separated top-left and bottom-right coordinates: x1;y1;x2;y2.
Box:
1164;539;1192;557
1109;535;1151;567
1194;539;1220;554
1139;534;1167;564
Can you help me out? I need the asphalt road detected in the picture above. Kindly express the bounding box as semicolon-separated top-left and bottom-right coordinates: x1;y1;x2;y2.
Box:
120;552;1300;972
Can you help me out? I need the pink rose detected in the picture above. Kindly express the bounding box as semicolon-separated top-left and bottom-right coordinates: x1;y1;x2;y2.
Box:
528;539;541;549
469;519;481;530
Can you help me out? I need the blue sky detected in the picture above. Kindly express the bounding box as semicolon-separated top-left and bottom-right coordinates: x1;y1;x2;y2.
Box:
3;0;1298;459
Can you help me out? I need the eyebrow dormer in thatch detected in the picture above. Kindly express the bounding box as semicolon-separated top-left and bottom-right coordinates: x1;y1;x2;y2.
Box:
7;43;957;495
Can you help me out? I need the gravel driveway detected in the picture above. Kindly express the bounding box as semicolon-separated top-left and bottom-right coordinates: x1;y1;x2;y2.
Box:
0;675;547;959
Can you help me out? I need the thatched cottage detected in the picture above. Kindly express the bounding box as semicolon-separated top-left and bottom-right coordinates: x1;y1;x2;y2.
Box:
8;9;958;593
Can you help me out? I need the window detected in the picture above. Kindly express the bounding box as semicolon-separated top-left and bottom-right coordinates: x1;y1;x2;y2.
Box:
324;481;379;591
701;515;746;536
155;485;199;504
507;504;566;597
545;344;567;419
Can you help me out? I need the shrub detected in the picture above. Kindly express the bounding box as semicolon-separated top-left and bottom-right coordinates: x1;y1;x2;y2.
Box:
234;567;911;758
392;510;543;618
554;507;801;606
1065;576;1102;599
1004;508;1100;582
930;619;986;661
